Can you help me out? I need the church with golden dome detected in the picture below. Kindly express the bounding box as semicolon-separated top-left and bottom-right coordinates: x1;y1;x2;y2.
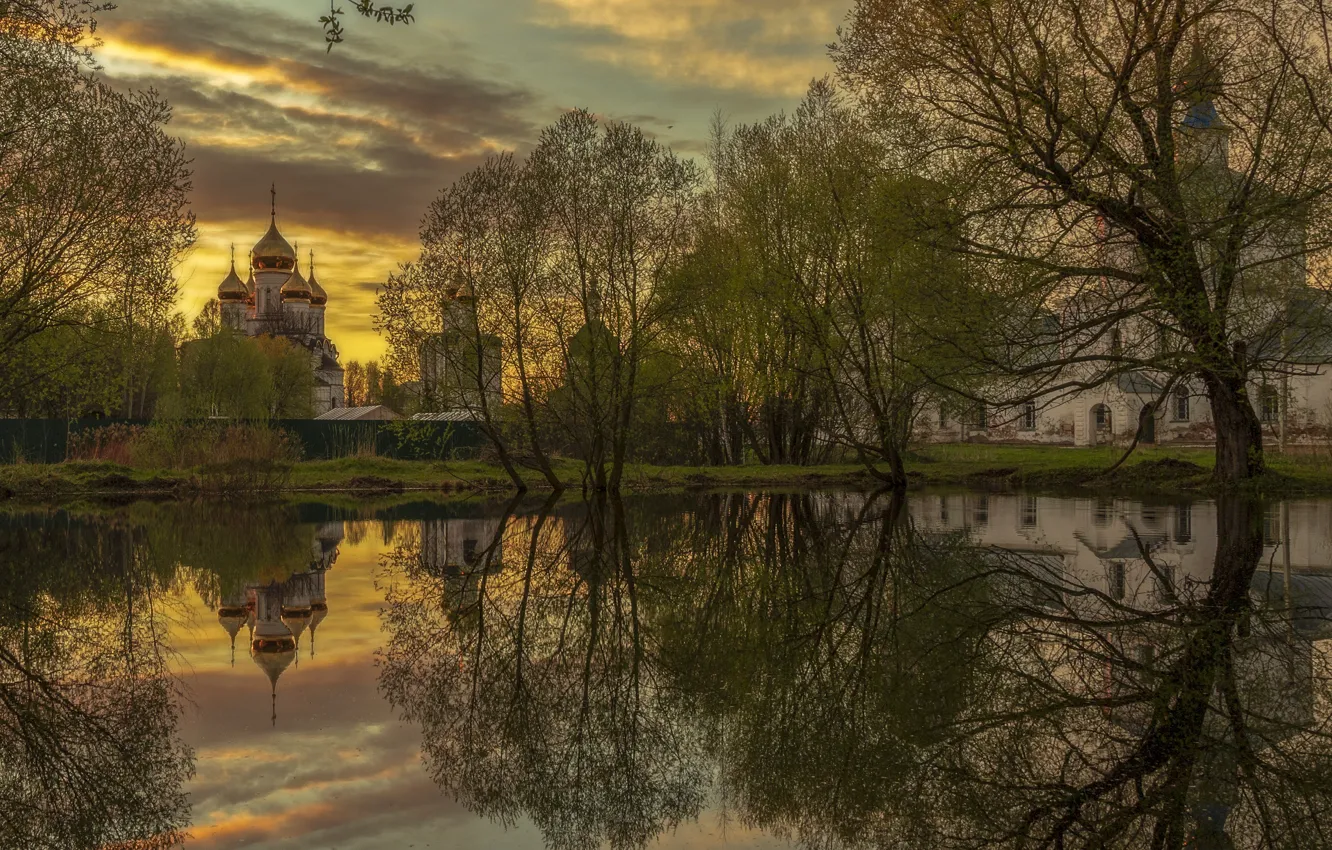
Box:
216;187;346;415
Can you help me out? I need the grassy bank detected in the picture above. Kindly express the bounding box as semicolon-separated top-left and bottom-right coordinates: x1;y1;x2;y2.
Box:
3;444;1332;502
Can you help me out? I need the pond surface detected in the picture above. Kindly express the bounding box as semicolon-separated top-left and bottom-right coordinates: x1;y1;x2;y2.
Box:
3;491;1331;849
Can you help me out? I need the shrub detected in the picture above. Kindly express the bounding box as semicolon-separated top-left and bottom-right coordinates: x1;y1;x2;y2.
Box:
68;422;301;470
67;424;142;465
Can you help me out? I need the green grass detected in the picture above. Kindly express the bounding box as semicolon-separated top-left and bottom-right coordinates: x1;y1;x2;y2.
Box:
5;443;1332;503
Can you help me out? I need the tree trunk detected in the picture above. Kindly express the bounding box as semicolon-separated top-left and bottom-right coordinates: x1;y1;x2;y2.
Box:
1207;375;1264;486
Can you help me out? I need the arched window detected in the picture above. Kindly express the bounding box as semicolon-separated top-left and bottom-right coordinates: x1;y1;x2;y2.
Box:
1173;385;1190;421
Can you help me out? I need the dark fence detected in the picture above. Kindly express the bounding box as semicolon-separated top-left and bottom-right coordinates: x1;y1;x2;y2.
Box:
0;418;486;464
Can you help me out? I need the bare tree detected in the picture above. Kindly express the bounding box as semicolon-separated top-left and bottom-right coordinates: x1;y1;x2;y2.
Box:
411;153;565;490
529;110;700;491
837;0;1332;484
386;113;699;492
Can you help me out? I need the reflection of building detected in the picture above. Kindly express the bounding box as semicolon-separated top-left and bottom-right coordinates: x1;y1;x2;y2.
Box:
213;521;344;725
419;516;505;616
912;494;1326;731
215;187;346;415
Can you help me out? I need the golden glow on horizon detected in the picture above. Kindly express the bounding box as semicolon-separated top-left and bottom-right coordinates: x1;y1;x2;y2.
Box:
182;225;414;361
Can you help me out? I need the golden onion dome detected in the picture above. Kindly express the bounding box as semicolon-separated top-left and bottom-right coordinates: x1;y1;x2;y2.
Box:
252;218;296;272
245;268;256;304
281;253;311;301
218;251;247;302
307;252;327;306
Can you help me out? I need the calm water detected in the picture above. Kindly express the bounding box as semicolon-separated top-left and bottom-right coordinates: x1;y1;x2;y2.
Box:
4;491;1331;849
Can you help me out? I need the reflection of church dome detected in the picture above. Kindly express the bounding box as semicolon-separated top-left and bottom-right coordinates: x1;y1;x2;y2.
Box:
252;638;297;680
252;637;297;726
308;601;328;657
281;606;313;642
218;606;247;642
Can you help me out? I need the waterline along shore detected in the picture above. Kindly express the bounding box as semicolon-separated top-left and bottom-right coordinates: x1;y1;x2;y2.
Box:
4;445;1332;502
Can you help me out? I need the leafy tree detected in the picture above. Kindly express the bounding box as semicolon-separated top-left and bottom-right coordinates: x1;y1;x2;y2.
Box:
344;359;368;407
386;114;700;491
254;335;315;419
174;331;272;419
0;1;193;420
191;300;220;340
701;81;961;483
364;359;382;404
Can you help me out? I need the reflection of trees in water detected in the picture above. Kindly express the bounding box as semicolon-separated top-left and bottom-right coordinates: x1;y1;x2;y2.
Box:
380;494;709;850
380;492;1332;850
0;511;193;849
926;496;1332;849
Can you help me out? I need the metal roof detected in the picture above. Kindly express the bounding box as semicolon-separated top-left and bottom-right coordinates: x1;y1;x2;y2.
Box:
314;405;401;421
411;410;481;422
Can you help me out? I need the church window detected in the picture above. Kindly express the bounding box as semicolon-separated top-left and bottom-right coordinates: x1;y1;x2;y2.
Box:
971;496;989;528
1094;499;1114;527
1173;385;1190;421
1108;562;1126;600
1020;401;1037;430
1260;385;1280;424
1263;509;1280;546
1094;404;1111;430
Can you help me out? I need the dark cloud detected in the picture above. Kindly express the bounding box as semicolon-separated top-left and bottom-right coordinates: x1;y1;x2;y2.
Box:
96;0;544;242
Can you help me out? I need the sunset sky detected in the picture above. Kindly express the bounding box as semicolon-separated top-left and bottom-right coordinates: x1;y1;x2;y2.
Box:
93;0;849;362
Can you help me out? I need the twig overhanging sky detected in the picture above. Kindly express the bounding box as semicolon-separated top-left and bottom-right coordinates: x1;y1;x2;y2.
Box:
96;0;848;361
